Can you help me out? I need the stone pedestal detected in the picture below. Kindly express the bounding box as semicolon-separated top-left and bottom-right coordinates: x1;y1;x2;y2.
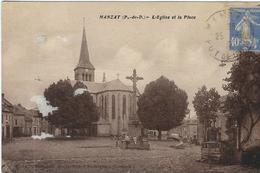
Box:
128;120;141;137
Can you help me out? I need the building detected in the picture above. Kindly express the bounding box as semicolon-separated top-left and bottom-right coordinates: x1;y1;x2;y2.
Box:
2;94;14;141
169;118;198;141
13;104;42;137
41;117;53;134
30;109;42;136
13;104;27;137
70;24;140;136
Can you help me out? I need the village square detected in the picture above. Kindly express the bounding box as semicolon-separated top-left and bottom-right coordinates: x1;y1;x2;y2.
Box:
2;2;260;173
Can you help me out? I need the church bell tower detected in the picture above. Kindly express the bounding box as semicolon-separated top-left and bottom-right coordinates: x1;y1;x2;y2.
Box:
74;20;95;82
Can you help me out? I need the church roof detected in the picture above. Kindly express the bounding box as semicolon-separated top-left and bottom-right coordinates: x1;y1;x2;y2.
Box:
102;79;132;92
70;79;133;94
75;26;95;70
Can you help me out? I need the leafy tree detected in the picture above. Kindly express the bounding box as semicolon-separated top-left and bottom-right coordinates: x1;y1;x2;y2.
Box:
193;85;220;141
137;76;189;140
44;79;73;126
60;92;99;135
222;94;246;146
44;79;98;135
223;51;260;149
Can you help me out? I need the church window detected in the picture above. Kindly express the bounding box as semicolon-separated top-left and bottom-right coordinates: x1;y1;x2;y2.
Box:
105;95;107;120
82;74;85;80
123;95;126;119
86;74;89;81
100;95;103;119
89;74;92;81
129;94;132;117
112;95;115;119
118;94;120;119
99;96;102;118
99;96;101;107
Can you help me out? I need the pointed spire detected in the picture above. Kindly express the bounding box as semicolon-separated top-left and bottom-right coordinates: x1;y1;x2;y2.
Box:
75;18;95;70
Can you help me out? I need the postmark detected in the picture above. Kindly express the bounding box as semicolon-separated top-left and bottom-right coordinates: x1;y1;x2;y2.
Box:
205;9;239;65
230;8;260;51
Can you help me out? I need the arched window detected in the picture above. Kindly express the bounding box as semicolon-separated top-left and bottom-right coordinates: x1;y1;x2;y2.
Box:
89;74;92;81
101;95;104;119
112;95;115;119
99;96;102;107
129;94;132;117
82;74;85;80
105;95;107;120
122;95;126;119
86;74;89;81
118;94;120;119
99;96;102;119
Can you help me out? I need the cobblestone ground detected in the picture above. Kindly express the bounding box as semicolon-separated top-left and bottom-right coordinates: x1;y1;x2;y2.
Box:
2;137;260;173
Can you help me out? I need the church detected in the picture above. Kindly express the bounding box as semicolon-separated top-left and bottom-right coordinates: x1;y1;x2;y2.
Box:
70;24;141;137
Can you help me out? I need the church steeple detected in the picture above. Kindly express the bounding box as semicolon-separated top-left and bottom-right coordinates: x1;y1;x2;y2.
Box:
74;18;95;82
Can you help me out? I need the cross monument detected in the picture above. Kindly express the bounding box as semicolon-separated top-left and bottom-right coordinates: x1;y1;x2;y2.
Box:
126;69;143;119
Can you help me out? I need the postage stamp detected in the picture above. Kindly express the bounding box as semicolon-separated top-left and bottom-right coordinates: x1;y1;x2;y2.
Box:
230;8;260;51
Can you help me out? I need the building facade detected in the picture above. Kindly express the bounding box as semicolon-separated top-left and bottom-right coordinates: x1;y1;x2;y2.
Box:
2;94;14;141
31;109;41;136
13;104;26;137
71;25;140;136
13;104;42;137
169;118;198;141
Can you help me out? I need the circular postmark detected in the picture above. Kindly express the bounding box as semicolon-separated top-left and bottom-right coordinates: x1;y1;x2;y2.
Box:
205;9;239;66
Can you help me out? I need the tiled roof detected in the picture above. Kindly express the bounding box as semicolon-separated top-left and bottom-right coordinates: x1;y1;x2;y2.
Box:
13;105;27;115
70;79;133;94
102;79;133;92
2;97;13;112
13;105;40;121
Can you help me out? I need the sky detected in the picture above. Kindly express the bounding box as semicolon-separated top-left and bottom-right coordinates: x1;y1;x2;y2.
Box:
2;2;258;118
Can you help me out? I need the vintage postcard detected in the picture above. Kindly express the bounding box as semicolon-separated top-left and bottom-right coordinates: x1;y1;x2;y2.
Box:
2;2;260;173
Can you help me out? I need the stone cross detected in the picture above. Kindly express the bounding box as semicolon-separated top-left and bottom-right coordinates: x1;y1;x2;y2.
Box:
126;69;143;119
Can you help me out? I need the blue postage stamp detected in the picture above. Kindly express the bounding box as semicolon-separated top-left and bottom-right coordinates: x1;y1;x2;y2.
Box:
230;8;260;51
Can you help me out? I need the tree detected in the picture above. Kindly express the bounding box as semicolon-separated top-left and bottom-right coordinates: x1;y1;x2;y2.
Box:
223;51;260;149
44;79;98;135
137;76;189;140
44;79;73;127
222;93;247;147
193;85;220;141
60;92;99;135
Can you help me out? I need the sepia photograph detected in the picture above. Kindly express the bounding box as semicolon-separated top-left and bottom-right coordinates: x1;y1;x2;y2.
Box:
2;2;260;173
